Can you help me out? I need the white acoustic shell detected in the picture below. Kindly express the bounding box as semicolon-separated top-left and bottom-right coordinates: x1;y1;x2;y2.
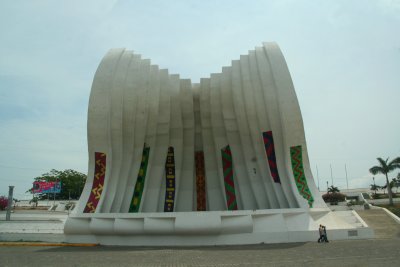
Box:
64;43;373;245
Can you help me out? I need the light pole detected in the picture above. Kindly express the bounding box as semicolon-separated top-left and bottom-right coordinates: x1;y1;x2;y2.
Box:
345;164;349;190
326;181;329;193
373;177;376;195
6;186;14;221
316;164;320;191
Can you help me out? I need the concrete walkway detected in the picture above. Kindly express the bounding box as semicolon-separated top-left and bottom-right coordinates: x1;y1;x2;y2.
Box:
0;208;399;266
356;209;400;239
0;239;399;267
0;210;67;235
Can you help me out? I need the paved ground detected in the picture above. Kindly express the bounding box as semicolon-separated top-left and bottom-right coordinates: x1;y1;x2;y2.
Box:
0;210;66;235
0;209;68;218
1;209;399;266
0;239;399;267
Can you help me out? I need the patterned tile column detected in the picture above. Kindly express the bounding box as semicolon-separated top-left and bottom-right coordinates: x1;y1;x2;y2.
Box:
129;146;150;212
262;131;281;183
221;145;238;210
195;151;206;211
84;152;106;213
290;145;314;207
164;147;175;212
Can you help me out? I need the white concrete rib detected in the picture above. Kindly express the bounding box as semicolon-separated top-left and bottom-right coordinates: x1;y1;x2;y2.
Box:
254;46;294;208
141;69;170;212
77;49;124;213
92;49;125;213
110;52;135;213
236;55;273;209
246;51;281;209
210;73;239;209
264;43;322;208
161;74;183;212
176;79;195;211
119;54;141;212
260;44;299;208
221;65;257;210
199;78;226;211
192;84;203;210
106;51;133;213
136;64;162;212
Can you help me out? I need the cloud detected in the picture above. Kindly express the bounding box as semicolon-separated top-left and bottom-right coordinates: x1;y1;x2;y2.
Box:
0;0;399;200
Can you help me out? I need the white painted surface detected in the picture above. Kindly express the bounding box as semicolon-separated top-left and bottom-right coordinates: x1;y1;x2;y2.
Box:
64;208;373;245
65;43;371;245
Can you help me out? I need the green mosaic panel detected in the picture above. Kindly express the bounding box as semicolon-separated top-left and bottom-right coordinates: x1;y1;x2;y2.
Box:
129;146;150;212
290;145;314;208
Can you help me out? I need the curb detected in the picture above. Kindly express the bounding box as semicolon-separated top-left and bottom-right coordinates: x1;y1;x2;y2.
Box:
0;242;98;247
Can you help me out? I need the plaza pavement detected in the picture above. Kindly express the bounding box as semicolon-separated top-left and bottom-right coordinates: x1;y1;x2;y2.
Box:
0;208;399;266
0;239;399;267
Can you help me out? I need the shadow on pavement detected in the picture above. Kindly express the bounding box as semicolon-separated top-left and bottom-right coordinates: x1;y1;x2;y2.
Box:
37;242;307;253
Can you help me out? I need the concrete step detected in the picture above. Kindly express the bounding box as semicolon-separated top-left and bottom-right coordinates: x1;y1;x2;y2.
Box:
356;209;400;239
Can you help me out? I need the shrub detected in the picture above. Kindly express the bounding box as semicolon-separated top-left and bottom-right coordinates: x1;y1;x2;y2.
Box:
371;193;382;199
322;192;346;204
0;196;8;210
29;197;38;208
372;193;399;199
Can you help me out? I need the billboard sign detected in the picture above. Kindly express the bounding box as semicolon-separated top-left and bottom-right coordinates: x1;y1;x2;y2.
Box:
32;181;61;194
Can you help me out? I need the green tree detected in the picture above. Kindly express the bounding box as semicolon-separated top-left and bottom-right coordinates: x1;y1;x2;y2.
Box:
369;157;400;206
390;177;400;193
27;169;87;200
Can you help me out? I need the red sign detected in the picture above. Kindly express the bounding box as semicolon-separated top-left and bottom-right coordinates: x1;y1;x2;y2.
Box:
32;181;61;193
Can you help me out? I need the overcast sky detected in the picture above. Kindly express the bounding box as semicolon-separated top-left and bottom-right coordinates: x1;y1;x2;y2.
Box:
1;0;399;200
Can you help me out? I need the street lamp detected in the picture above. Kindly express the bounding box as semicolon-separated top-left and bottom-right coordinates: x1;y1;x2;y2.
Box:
6;186;14;221
373;177;376;195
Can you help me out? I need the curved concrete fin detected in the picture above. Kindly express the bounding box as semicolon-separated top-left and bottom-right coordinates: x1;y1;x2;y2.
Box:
237;55;275;209
222;65;258;210
254;46;294;208
199;78;226;210
117;54;143;212
141;69;171;212
263;43;320;208
82;48;125;214
210;73;240;210
176;79;195;211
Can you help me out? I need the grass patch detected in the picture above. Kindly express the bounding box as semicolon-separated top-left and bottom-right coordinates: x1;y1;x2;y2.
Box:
371;193;400;199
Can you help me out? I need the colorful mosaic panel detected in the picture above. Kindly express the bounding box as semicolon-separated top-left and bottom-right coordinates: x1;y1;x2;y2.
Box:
262;131;281;183
290;145;314;208
84;152;106;213
221;145;238;210
195;151;206;211
164;147;175;212
129;146;150;213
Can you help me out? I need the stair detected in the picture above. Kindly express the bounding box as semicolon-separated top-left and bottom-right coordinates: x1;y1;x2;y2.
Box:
356;209;400;239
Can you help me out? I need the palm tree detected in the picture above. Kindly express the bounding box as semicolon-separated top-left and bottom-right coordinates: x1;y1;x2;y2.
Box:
370;184;380;195
369;157;400;206
327;185;340;194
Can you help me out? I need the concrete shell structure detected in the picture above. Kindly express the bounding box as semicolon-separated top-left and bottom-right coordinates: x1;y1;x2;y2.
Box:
64;43;373;245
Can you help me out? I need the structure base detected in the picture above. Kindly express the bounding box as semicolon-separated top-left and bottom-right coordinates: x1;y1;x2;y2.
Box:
64;208;374;246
